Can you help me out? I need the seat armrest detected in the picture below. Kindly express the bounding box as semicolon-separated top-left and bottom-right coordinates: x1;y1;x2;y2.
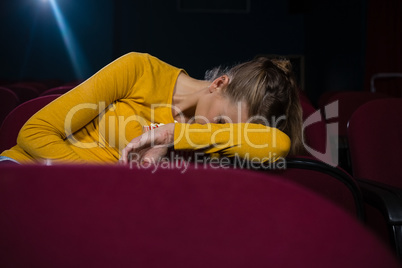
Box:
357;178;402;224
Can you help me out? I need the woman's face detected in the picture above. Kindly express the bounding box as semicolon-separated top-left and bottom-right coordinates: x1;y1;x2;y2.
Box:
194;91;249;124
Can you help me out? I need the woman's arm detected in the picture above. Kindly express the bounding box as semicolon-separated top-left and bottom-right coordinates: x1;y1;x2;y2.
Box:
120;122;291;164
17;52;146;162
174;123;291;162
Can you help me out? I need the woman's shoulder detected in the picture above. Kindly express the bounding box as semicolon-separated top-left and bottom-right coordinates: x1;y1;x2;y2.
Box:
119;52;163;63
117;52;181;72
114;52;152;63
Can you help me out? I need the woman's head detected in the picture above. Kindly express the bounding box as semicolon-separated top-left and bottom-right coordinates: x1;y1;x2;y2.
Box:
205;56;304;156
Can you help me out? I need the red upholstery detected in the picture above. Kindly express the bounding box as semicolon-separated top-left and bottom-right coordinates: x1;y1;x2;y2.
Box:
0;94;61;152
348;98;402;186
299;96;338;166
4;84;40;103
0;87;19;128
0;165;399;267
275;156;364;220
348;98;402;258
317;90;348;110
10;81;48;93
318;91;391;172
39;85;74;96
300;98;328;157
320;91;390;137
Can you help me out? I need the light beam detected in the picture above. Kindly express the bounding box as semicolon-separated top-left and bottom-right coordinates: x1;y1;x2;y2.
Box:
48;0;89;79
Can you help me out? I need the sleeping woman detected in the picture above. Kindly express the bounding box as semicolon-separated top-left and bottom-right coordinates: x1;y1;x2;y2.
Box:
0;52;304;165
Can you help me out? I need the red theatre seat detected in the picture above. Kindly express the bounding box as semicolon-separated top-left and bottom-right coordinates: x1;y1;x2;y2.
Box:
4;84;40;103
39;85;75;96
0;94;61;152
348;98;402;258
0;86;19;128
0;165;399;267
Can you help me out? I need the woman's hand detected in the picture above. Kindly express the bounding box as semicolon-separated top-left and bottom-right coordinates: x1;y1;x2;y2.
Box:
119;123;175;165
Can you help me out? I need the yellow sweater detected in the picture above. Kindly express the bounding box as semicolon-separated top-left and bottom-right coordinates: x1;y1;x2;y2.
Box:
0;52;290;164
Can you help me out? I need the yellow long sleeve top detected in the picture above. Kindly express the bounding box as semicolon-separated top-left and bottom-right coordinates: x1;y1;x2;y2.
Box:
0;52;291;164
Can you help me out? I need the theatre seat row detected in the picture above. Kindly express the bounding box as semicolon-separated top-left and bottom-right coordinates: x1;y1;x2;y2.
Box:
0;86;401;264
0;163;400;267
0;80;78;127
301;90;402;259
0;94;62;153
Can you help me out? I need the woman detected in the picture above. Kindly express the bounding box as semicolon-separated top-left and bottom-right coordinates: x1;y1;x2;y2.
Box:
0;52;303;165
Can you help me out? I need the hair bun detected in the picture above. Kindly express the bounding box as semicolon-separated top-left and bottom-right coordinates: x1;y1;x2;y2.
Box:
270;58;292;75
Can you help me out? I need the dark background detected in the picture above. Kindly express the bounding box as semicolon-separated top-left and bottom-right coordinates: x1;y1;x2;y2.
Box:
0;0;400;105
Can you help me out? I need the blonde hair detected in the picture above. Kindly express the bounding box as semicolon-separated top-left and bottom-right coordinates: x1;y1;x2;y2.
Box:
205;56;304;156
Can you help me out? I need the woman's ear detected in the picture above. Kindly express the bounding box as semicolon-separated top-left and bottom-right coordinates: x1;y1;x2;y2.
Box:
209;75;230;93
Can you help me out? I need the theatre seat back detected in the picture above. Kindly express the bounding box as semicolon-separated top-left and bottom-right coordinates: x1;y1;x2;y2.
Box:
0;165;399;267
0;94;61;152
